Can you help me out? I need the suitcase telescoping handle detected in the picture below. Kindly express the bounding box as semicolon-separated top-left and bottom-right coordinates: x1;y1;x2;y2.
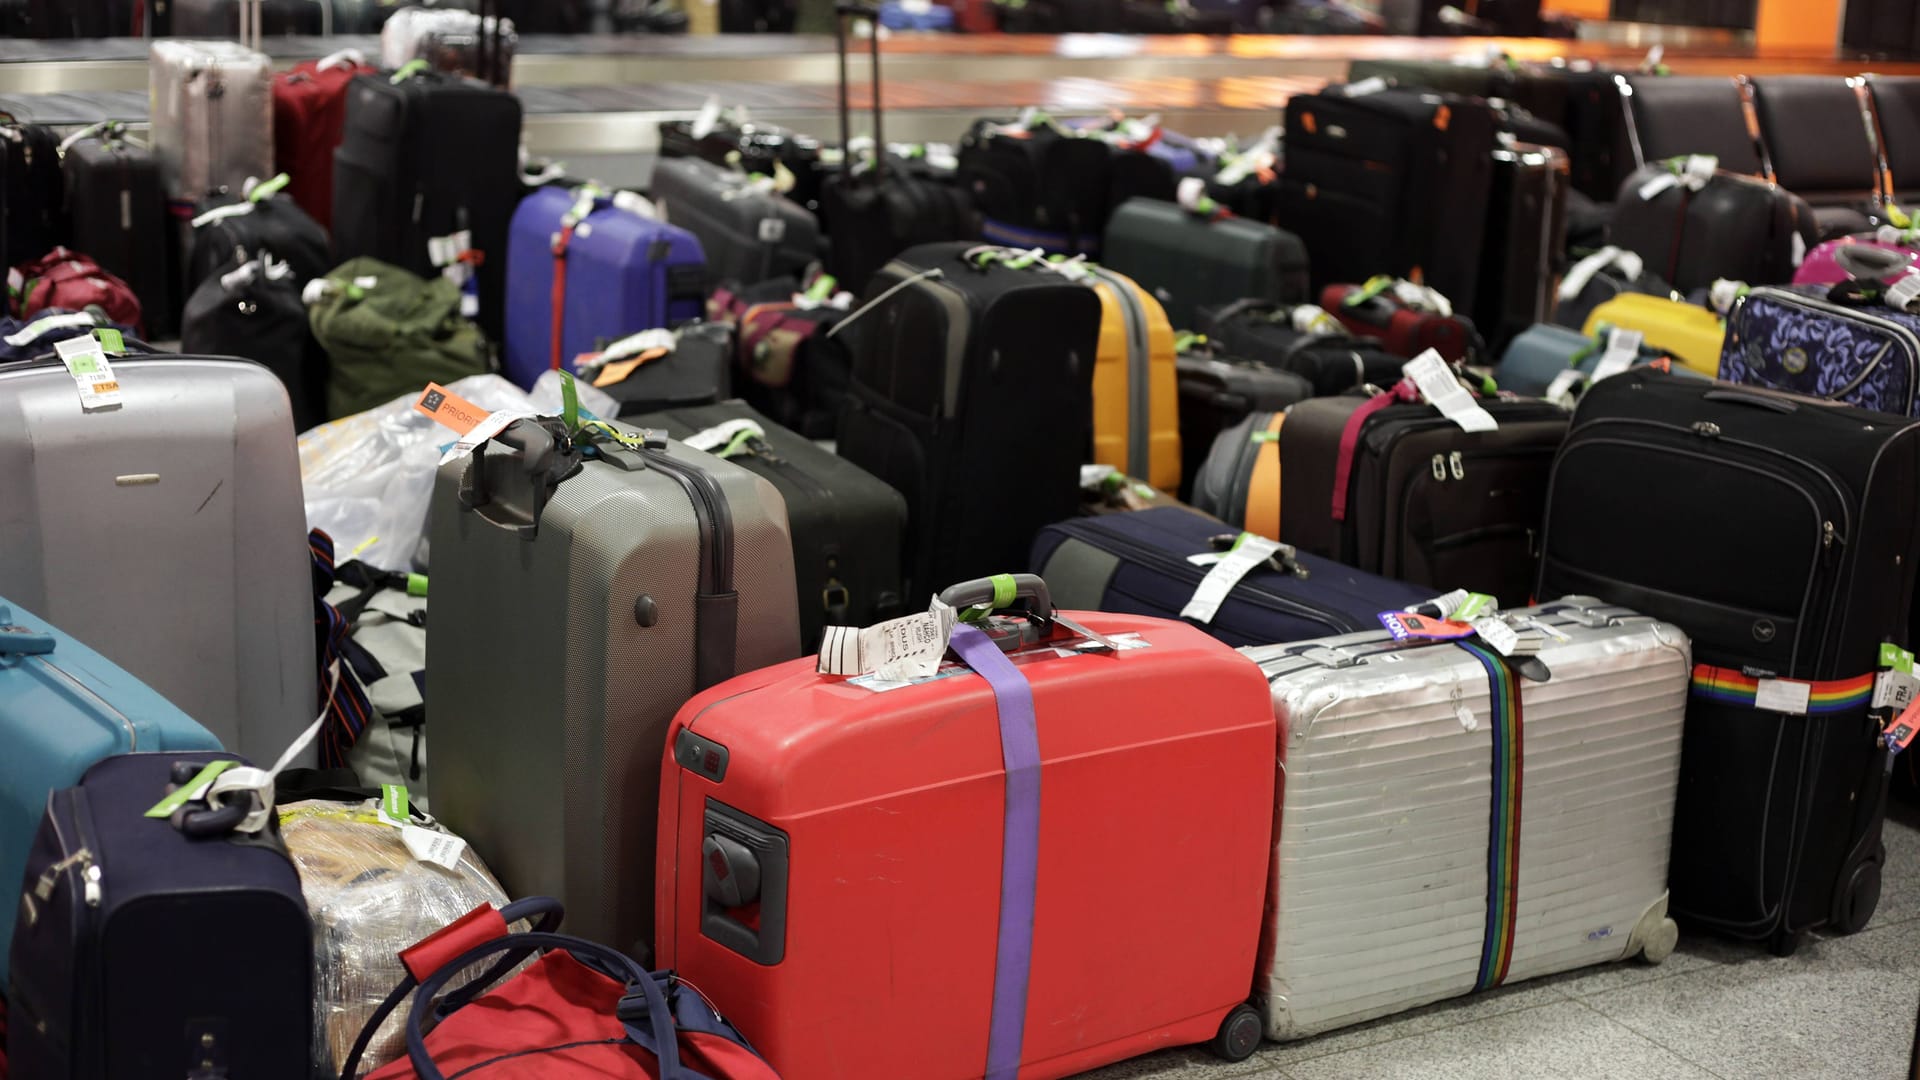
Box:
939;573;1054;622
835;2;885;182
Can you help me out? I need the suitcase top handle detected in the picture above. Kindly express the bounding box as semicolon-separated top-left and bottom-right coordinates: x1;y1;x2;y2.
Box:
941;573;1054;622
457;418;588;541
835;3;886;181
0;605;55;655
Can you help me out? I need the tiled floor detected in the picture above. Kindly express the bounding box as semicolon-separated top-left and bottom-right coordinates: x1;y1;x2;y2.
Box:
1079;802;1920;1080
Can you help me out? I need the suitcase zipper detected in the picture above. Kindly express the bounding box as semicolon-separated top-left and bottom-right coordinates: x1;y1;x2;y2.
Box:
1055;520;1361;634
638;447;732;599
1739;288;1920;414
1089;267;1154;479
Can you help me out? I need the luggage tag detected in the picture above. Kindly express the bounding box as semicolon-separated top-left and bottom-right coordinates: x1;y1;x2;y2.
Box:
1379;611;1475;642
818;597;959;683
1588;327;1643;383
1403;350;1497;433
372;783;469;870
413;382;535;464
1637;154;1716;201
1181;533;1297;624
4;309;97;347
682;417;765;458
53;334;122;413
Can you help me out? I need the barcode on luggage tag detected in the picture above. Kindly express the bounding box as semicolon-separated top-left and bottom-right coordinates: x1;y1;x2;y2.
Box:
843;633;1149;692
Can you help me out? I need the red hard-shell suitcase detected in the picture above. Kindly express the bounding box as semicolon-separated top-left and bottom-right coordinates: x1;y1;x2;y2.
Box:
656;575;1273;1080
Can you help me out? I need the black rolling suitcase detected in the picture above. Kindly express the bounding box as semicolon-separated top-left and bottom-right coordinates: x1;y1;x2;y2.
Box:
656;115;827;213
628;400;908;649
837;241;1100;598
1538;369;1920;953
1102;196;1310;332
958;117;1113;256
1;119;66;271
181;252;326;433
649;156;820;287
819;4;977;299
330;69;523;339
7;751;312;1079
1193;299;1404;396
1608;161;1820;294
1278;84;1496;314
721;0;797;31
1174;340;1313;500
187;181;331;294
62;128;173;339
1476;142;1570;354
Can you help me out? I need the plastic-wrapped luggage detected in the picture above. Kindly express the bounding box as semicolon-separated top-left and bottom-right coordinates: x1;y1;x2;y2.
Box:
148;40;274;201
278;795;510;1075
8;751;311;1079
0;345;315;764
1246;598;1687;1038
428;414;800;958
657;576;1275;1078
0;600;222;982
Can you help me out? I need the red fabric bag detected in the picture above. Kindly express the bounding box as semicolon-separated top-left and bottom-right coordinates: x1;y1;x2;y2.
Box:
344;897;780;1080
9;248;143;337
1320;280;1480;363
273;50;377;230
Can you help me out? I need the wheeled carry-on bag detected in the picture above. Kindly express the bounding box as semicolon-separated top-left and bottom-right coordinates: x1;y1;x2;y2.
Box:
272;50;379;230
837;242;1100;599
1087;264;1181;493
1718;282;1920;417
1;120;68;271
627;400;908;650
0;349;316;765
1246;598;1687;1039
0;600;221;983
649;157;820;288
818;3;978;298
1537;369;1920;953
1608;159;1821;295
1477;142;1570;353
147;40;274;203
958;115;1114;257
1193;300;1404;395
1101;196;1311;332
7;751;312;1080
428;415;801;960
656;575;1276;1079
502;183;708;389
1031;506;1428;648
61;126;172;339
1174;341;1314;499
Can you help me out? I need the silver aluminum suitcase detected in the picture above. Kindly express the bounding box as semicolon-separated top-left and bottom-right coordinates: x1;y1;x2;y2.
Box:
1244;598;1687;1040
0;354;316;764
148;39;274;200
426;417;801;959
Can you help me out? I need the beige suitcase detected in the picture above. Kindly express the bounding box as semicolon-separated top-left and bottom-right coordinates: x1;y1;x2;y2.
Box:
148;39;274;200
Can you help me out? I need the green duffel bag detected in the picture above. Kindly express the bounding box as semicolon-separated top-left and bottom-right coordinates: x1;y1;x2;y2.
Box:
310;257;490;419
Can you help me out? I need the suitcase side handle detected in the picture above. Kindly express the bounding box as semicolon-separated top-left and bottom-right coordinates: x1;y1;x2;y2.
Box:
940;573;1054;621
1700;388;1800;414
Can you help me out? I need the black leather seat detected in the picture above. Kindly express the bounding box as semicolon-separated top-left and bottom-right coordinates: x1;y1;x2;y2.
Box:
1747;76;1881;238
1622;75;1764;177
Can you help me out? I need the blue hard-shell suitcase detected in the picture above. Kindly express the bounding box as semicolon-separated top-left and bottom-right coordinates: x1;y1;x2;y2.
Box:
1494;322;1691;398
0;599;221;983
7;750;310;1079
502;184;709;389
1029;506;1429;648
878;1;955;28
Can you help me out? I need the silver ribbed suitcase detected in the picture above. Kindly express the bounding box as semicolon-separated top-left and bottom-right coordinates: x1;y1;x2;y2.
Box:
1244;598;1688;1040
426;417;801;959
0;353;316;764
148;39;274;200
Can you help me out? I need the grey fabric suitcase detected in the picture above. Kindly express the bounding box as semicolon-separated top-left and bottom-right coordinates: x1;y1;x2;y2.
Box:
0;353;316;764
1245;598;1687;1040
426;417;801;959
650;157;820;287
148;40;274;200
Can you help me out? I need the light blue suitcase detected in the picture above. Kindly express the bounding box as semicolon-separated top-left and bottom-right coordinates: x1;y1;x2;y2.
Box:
0;598;220;979
1494;322;1700;399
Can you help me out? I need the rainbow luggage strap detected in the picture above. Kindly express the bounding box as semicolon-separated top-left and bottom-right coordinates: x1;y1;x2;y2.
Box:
1457;641;1522;992
1689;666;1875;714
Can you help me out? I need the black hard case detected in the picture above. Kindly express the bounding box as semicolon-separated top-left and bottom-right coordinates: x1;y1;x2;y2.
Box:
63;137;173;339
1101;196;1310;332
1476;143;1571;354
649;157;820;288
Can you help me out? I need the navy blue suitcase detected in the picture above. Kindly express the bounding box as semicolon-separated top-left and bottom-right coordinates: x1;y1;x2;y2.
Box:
1030;505;1428;648
7;751;311;1080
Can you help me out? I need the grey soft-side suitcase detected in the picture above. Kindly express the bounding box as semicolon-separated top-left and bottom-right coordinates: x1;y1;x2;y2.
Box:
426;417;801;959
650;157;820;287
148;40;274;201
1245;598;1687;1040
0;353;315;764
1101;196;1310;332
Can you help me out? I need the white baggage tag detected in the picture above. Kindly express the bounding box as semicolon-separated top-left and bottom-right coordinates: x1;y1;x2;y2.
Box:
611;189;657;220
1791;231;1807;267
1543;367;1587;408
691;96;725;140
5;310;96;347
1404;350;1496;433
54;335;122;412
818;598;957;682
1753;677;1812;716
1470;616;1520;656
1888;271;1920;314
1589;327;1643;382
189;201;256;228
401;824;469;871
1181;534;1283;624
1343;76;1387;97
682;418;765;456
1292;304;1341;335
437;409;535;465
1873;669;1920;711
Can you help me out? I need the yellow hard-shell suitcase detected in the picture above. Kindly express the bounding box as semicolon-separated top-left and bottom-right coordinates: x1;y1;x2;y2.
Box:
1089;267;1182;493
1582;293;1726;377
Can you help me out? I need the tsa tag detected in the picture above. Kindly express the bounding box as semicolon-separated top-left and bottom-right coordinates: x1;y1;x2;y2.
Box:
1181;533;1283;624
1753;677;1812;716
1404;351;1496;433
1590;327;1643;382
437;409;534;465
54;335;122;412
401;824;468;871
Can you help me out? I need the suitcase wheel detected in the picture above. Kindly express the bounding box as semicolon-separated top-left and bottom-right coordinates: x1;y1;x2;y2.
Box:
1831;858;1883;936
1639;917;1679;965
1208;1003;1263;1063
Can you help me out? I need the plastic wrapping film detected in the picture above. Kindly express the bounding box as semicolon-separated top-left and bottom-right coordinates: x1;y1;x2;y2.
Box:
279;799;518;1076
298;371;617;573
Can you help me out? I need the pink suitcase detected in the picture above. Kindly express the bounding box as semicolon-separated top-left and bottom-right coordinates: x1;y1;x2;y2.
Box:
1792;232;1919;286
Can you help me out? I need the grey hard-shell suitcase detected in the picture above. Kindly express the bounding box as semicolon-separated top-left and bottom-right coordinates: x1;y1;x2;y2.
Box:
147;40;274;201
649;157;821;287
1246;598;1687;1039
0;353;316;764
426;417;801;959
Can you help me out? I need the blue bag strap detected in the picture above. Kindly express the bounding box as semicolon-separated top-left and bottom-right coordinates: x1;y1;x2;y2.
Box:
948;623;1042;1080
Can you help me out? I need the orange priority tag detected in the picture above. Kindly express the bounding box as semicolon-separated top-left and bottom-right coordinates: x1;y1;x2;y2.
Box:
413;382;490;436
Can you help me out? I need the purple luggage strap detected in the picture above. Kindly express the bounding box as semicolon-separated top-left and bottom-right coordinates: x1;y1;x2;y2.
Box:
948;623;1041;1080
